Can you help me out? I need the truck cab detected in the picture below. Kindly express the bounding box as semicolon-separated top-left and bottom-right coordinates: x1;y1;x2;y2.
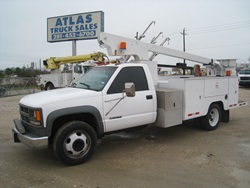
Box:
13;63;157;165
238;69;250;86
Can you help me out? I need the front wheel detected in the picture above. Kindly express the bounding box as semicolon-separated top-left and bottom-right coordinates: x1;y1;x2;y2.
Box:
201;104;221;131
53;121;97;165
45;83;54;90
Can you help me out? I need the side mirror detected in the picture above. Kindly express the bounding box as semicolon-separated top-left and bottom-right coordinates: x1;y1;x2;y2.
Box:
124;82;135;97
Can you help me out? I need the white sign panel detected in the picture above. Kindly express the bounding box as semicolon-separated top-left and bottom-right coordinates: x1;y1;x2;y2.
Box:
47;11;104;42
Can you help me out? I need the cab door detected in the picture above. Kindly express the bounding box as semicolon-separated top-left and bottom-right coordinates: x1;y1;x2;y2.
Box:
103;66;156;132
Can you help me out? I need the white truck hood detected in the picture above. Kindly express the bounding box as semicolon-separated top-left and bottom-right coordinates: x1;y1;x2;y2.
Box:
20;88;102;108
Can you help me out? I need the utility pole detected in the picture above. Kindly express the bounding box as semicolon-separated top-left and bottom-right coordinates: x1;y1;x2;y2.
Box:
39;59;41;71
180;28;187;75
180;28;187;64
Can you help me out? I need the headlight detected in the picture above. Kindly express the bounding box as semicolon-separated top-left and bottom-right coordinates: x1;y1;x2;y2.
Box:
20;105;43;127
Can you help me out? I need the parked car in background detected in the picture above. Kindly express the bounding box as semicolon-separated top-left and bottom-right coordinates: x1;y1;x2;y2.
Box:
238;69;250;86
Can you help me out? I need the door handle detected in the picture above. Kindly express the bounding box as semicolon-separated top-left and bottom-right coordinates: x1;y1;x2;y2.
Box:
146;95;153;100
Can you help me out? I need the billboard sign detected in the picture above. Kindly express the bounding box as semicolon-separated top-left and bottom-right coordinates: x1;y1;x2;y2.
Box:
47;11;104;42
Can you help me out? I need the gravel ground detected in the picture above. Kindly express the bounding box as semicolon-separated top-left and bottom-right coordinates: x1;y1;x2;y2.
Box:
0;87;250;188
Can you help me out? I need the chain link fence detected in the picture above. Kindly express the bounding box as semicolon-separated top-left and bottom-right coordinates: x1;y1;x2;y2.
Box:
0;77;39;97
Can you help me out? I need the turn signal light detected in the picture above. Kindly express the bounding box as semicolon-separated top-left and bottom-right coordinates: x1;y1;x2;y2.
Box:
35;110;41;121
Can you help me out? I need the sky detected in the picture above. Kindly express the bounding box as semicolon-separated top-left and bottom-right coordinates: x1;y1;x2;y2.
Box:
0;0;250;70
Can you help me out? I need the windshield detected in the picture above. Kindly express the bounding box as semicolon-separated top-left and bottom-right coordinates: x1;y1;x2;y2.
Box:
72;66;117;91
239;69;250;74
74;65;92;74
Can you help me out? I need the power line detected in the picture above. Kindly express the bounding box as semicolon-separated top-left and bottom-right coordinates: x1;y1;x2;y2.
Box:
166;30;182;37
187;42;250;51
164;20;250;39
188;20;250;31
187;20;250;35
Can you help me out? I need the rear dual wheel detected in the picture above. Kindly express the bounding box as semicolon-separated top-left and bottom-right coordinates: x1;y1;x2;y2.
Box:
53;121;97;165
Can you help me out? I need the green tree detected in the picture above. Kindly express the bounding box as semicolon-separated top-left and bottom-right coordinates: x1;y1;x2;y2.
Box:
0;70;4;78
15;67;22;76
3;66;50;77
5;68;13;76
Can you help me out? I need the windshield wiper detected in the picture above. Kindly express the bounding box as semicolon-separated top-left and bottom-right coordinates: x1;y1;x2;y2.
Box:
80;82;91;89
70;82;76;87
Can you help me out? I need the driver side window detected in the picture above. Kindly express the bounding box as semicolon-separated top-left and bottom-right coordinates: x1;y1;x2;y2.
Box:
107;66;148;94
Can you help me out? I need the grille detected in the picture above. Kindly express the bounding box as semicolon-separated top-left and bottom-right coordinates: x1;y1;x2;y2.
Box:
240;77;250;81
20;106;29;114
21;114;29;122
20;105;31;124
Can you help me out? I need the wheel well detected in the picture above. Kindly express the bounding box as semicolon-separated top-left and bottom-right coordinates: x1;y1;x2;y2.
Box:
46;82;53;86
44;82;54;90
212;101;223;110
49;113;99;143
45;82;54;87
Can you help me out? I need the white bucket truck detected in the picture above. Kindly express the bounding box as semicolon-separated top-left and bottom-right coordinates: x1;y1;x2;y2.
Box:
37;52;106;90
13;32;247;165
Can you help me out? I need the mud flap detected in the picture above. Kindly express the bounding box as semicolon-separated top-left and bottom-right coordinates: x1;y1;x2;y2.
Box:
221;110;229;123
12;129;20;142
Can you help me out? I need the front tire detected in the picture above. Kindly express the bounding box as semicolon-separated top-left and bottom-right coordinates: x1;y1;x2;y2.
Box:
53;121;97;165
201;104;221;131
45;83;54;90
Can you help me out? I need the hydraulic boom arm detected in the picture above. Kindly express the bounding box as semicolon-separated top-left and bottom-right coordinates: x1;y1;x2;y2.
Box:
43;52;107;70
98;32;224;73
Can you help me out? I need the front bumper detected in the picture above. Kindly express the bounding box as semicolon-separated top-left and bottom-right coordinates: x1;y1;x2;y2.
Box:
12;119;48;149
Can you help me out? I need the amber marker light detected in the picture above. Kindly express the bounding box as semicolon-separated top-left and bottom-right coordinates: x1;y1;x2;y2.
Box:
226;70;231;76
120;42;126;50
35;110;41;121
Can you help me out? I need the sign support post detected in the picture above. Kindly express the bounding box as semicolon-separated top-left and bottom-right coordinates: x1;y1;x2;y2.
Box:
72;40;77;56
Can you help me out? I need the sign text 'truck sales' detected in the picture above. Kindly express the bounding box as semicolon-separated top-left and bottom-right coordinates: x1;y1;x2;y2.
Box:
47;11;104;42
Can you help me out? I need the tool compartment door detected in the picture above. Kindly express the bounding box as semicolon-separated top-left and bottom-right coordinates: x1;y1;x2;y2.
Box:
228;77;239;108
155;88;183;128
204;77;228;97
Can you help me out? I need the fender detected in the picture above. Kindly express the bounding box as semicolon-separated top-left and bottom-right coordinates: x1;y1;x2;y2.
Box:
46;105;104;137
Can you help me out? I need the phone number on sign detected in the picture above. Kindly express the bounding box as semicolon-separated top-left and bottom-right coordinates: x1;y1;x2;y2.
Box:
52;30;96;40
